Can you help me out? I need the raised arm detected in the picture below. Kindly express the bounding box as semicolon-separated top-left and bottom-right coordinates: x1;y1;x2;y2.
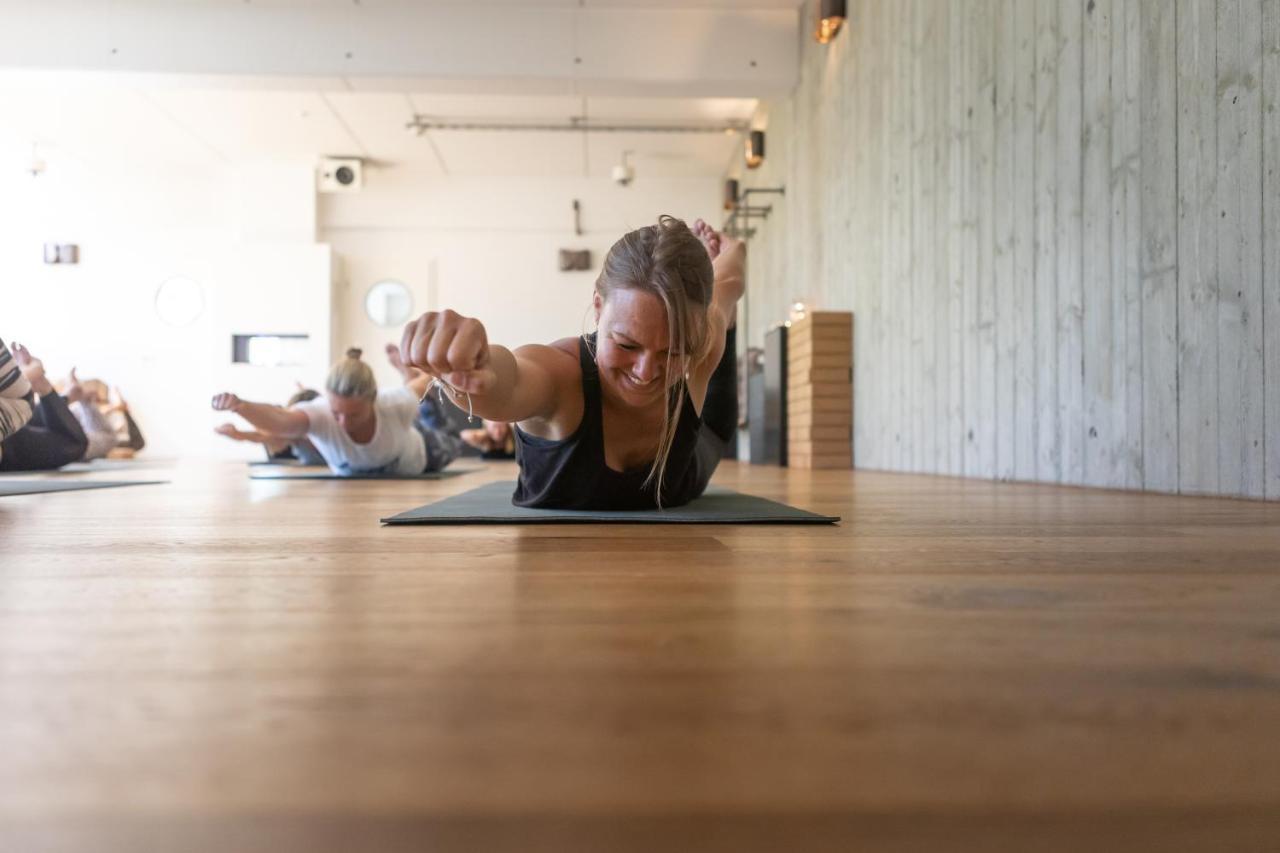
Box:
400;310;568;425
210;393;310;440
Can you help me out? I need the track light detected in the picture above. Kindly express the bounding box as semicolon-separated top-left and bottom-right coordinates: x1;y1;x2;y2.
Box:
815;0;845;44
745;130;765;170
723;178;739;211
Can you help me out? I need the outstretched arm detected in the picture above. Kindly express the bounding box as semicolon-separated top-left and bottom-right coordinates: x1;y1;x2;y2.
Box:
400;310;567;425
211;393;310;440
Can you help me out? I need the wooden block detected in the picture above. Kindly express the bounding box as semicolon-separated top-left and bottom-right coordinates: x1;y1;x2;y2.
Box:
787;384;853;403
787;425;852;442
788;338;852;359
788;353;854;372
787;325;851;346
788;396;853;416
788;367;852;385
787;410;853;428
789;311;853;331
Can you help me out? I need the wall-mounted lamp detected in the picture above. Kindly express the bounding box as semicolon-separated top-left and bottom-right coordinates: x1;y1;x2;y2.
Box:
723;179;740;211
745;130;765;169
815;0;846;44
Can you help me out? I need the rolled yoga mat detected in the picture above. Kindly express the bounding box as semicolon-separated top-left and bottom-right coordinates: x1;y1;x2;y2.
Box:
382;480;839;525
0;480;168;497
251;468;479;481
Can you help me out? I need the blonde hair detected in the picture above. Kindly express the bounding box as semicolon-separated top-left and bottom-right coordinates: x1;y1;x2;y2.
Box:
595;215;714;502
325;348;377;400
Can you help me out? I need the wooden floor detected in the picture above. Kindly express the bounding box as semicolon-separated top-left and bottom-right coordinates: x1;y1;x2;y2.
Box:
2;459;1279;852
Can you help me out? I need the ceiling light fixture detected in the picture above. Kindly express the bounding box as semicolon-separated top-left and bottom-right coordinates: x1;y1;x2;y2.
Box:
744;130;765;169
815;0;846;44
723;178;739;211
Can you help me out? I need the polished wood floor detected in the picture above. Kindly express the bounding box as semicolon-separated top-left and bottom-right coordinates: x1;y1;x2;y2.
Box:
1;459;1278;852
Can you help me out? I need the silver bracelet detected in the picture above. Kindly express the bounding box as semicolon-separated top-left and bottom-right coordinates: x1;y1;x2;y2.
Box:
420;376;474;420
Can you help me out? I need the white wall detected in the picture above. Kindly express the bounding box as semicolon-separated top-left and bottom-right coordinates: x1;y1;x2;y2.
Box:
319;168;723;393
0;145;333;460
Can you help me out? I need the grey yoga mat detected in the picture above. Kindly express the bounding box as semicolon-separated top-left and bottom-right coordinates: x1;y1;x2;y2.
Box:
382;480;839;525
0;480;167;497
251;467;478;481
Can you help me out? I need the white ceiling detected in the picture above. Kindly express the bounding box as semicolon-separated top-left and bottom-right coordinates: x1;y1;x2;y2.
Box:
0;76;759;178
0;0;797;180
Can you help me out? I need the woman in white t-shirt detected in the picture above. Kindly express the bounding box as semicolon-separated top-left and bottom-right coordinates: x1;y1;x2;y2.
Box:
210;348;461;476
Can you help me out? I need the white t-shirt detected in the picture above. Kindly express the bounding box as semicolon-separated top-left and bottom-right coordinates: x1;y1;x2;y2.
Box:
295;387;425;475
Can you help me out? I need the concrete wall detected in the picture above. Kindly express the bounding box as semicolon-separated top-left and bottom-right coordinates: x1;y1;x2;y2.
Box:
738;0;1279;500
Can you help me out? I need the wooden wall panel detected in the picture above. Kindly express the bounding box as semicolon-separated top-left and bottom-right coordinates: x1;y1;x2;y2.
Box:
995;0;1018;481
1265;0;1280;500
1215;0;1266;498
736;0;1276;500
1141;0;1181;493
1083;0;1116;488
1013;0;1039;482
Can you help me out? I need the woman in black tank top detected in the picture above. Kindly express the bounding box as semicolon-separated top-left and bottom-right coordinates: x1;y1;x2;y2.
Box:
399;216;745;511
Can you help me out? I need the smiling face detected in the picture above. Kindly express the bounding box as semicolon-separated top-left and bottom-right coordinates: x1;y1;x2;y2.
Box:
594;288;684;408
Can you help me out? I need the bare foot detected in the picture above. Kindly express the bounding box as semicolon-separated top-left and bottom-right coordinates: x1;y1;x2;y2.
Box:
692;218;722;260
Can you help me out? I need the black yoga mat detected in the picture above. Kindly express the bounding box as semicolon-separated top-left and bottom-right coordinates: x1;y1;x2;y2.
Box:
50;459;169;474
251;467;478;481
0;480;167;497
382;480;839;525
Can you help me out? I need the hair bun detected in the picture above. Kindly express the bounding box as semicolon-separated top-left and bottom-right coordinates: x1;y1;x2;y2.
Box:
345;347;363;360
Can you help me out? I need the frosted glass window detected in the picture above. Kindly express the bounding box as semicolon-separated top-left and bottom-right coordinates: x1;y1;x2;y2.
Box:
365;280;413;327
231;334;309;367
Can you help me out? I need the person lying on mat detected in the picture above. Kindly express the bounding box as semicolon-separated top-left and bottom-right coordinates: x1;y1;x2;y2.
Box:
461;419;516;460
0;343;89;472
400;215;744;510
62;370;119;461
81;377;146;459
211;348;464;476
0;337;36;460
214;387;326;466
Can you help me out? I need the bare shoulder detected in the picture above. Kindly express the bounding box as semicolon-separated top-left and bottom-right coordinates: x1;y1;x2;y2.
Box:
512;338;585;439
513;338;580;378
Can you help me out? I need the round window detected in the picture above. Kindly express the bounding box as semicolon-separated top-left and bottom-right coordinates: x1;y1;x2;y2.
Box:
365;280;413;327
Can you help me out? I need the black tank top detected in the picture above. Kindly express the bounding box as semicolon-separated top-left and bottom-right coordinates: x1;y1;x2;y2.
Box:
512;334;704;510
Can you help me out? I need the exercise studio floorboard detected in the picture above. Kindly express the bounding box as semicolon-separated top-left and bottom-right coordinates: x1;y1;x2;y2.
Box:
3;459;1278;852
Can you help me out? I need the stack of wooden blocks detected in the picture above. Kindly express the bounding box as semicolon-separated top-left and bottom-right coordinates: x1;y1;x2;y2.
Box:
786;311;853;469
